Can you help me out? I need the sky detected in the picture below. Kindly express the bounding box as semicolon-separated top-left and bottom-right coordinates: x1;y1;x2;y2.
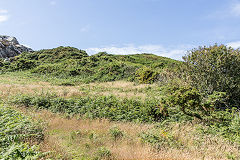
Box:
1;0;240;60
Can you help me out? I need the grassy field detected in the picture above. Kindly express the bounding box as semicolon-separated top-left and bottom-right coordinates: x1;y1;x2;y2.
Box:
0;71;158;100
0;72;240;160
1;45;240;159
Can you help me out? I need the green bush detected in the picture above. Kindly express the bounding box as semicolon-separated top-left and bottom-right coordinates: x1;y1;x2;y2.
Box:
198;108;240;144
165;85;204;120
1;143;46;160
0;59;4;67
94;62;137;82
10;94;165;123
1;46;179;83
135;67;158;84
10;58;36;70
31;63;62;75
182;44;240;108
161;83;233;122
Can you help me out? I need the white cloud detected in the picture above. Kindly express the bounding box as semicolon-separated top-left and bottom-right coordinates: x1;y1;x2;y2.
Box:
0;10;8;14
0;15;8;23
0;9;9;23
85;44;192;60
50;1;57;6
227;41;240;48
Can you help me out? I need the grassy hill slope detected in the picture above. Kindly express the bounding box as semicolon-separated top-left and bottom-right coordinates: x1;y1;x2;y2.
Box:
1;45;239;159
0;46;180;83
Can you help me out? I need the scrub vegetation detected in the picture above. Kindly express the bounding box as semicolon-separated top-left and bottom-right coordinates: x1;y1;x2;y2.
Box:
1;44;240;159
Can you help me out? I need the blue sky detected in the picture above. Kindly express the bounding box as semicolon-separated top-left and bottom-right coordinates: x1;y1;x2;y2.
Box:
1;0;240;60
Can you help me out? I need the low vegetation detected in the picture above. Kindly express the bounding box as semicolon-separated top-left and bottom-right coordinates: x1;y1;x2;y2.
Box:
9;94;164;123
0;104;46;159
0;46;180;84
0;44;240;159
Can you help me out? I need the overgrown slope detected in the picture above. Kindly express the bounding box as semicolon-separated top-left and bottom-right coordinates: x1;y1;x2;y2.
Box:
0;46;180;83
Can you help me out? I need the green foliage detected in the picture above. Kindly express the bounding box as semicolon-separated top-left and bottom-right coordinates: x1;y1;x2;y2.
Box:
10;94;165;123
0;59;4;67
183;44;240;108
109;126;124;141
94;147;112;160
164;85;204;120
1;143;46;160
160;83;240;144
135;67;158;84
1;46;179;83
21;46;88;63
93;62;136;82
161;83;234;122
9;58;36;71
198;108;240;144
0;105;45;159
139;128;183;149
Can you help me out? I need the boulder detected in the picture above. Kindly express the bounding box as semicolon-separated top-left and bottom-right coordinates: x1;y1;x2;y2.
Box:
0;35;33;58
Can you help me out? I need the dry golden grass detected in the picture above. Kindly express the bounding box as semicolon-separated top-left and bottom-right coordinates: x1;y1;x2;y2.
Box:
13;106;240;160
89;81;150;90
0;83;82;98
0;80;154;100
2;75;239;159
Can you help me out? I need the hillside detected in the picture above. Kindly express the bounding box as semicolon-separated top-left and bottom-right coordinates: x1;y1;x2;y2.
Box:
0;44;240;159
0;46;180;84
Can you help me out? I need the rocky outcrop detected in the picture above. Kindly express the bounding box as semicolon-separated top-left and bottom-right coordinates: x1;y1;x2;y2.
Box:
0;35;33;58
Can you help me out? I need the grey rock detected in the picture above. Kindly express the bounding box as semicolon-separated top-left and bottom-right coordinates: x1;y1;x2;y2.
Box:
0;35;33;58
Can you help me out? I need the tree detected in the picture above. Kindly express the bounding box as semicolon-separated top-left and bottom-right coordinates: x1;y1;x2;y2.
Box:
182;44;240;108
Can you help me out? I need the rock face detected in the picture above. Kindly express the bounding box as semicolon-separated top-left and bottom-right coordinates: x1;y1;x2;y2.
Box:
0;35;33;58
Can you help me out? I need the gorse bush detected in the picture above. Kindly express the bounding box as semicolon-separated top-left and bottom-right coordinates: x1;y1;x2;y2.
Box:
20;46;88;62
163;85;203;120
135;66;159;84
161;82;237;123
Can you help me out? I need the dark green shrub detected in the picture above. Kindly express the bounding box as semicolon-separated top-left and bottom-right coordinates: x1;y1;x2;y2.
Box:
94;62;137;82
183;44;240;108
35;46;88;63
164;85;204;120
31;64;59;74
10;58;36;70
1;47;179;83
135;67;158;84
